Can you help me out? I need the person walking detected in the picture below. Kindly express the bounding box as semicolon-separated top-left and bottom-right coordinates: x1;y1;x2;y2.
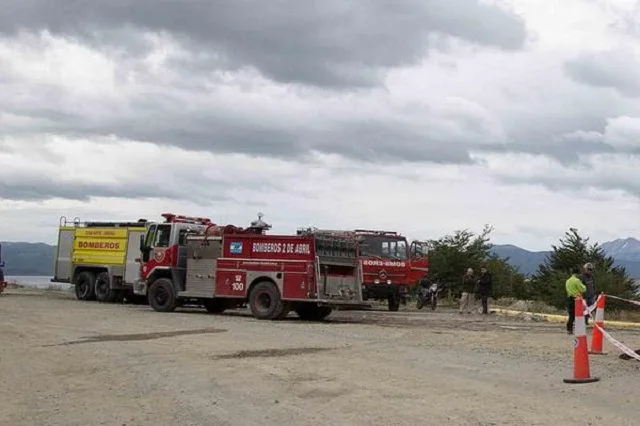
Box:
566;266;587;334
580;262;596;325
477;265;493;315
459;268;476;314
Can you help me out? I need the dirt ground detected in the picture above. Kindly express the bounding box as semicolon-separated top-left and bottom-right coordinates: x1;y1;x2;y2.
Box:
1;289;640;426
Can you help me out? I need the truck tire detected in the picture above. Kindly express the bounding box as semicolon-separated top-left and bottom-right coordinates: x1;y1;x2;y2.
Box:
248;281;287;320
75;271;96;301
203;298;226;314
295;304;332;321
275;302;292;319
148;278;177;312
95;272;118;303
388;295;400;312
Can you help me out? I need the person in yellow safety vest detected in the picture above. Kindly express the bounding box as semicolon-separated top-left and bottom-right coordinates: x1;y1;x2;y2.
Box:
566;266;587;334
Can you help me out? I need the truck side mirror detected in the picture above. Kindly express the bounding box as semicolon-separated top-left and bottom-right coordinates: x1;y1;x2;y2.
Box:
139;234;146;252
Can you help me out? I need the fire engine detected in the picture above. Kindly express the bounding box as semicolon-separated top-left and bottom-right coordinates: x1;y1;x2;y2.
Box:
296;228;429;311
134;213;370;320
51;216;149;302
0;243;6;294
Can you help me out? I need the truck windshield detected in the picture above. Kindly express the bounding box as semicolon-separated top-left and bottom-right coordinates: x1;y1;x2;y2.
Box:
359;236;408;260
145;224;172;248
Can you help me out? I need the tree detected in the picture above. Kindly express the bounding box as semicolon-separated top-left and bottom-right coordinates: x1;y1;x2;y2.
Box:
531;228;635;310
427;225;525;299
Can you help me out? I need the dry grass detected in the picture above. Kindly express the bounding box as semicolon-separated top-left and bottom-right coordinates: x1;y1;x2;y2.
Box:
493;297;640;323
493;297;563;314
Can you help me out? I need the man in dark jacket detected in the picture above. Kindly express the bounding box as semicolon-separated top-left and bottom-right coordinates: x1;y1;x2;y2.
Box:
477;266;493;315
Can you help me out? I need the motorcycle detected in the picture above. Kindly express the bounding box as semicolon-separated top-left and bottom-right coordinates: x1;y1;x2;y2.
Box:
416;280;441;310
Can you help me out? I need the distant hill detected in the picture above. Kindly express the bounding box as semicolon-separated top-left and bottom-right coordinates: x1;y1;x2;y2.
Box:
490;244;550;276
600;238;640;261
0;242;56;276
492;238;640;278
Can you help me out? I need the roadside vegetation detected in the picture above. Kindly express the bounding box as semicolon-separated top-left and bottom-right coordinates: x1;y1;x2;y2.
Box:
425;226;639;320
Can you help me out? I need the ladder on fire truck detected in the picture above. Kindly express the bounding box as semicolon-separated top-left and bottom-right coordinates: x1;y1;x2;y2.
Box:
59;216;150;228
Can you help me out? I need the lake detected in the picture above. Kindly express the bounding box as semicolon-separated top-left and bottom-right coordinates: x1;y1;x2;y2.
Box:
5;276;72;291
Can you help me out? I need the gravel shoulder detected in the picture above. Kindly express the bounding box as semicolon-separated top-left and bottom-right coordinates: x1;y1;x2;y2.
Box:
1;289;639;426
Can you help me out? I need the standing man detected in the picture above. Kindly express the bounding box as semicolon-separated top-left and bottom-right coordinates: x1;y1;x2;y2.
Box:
459;268;476;314
580;262;596;325
478;265;493;315
566;267;586;334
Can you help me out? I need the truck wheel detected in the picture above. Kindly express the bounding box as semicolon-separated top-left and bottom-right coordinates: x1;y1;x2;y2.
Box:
275;302;292;319
295;304;332;321
75;271;96;301
248;281;287;320
388;295;400;312
203;298;226;314
148;278;177;312
94;272;118;303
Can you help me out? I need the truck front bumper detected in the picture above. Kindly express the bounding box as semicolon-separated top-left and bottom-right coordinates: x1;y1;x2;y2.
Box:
362;283;408;300
133;280;147;296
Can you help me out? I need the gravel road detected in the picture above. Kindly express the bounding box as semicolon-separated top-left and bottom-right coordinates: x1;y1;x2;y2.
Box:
1;288;639;426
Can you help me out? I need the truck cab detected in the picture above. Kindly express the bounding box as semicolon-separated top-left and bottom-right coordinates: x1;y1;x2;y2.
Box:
135;213;212;296
355;230;429;311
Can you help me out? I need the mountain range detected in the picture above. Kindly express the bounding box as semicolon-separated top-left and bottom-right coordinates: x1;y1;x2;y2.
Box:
491;238;640;277
3;238;640;278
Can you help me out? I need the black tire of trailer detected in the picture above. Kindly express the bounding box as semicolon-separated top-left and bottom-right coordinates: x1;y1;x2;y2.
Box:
75;271;96;301
295;304;333;321
248;281;288;320
203;298;227;314
148;278;178;312
388;295;400;312
94;272;118;303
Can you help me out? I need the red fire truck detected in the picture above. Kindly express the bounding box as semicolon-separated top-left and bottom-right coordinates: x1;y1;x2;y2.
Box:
134;213;369;320
295;228;429;311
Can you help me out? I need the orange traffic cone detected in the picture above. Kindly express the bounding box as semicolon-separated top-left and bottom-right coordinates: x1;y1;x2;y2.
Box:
564;295;600;384
589;293;607;355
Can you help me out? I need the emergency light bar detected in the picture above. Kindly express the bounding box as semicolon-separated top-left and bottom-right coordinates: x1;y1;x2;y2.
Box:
161;213;212;225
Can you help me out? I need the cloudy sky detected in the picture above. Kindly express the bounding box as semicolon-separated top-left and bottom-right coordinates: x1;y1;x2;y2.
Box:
2;0;640;251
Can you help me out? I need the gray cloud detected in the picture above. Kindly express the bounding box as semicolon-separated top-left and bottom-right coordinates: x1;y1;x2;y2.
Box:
0;176;231;203
0;81;484;165
564;50;640;97
499;173;640;199
479;140;615;166
0;0;527;89
3;0;640;205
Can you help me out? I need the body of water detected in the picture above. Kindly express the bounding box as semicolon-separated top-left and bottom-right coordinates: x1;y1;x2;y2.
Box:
5;276;72;290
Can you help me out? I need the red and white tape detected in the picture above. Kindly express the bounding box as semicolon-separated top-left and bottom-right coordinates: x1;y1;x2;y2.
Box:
605;294;640;308
594;323;640;362
582;297;598;316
